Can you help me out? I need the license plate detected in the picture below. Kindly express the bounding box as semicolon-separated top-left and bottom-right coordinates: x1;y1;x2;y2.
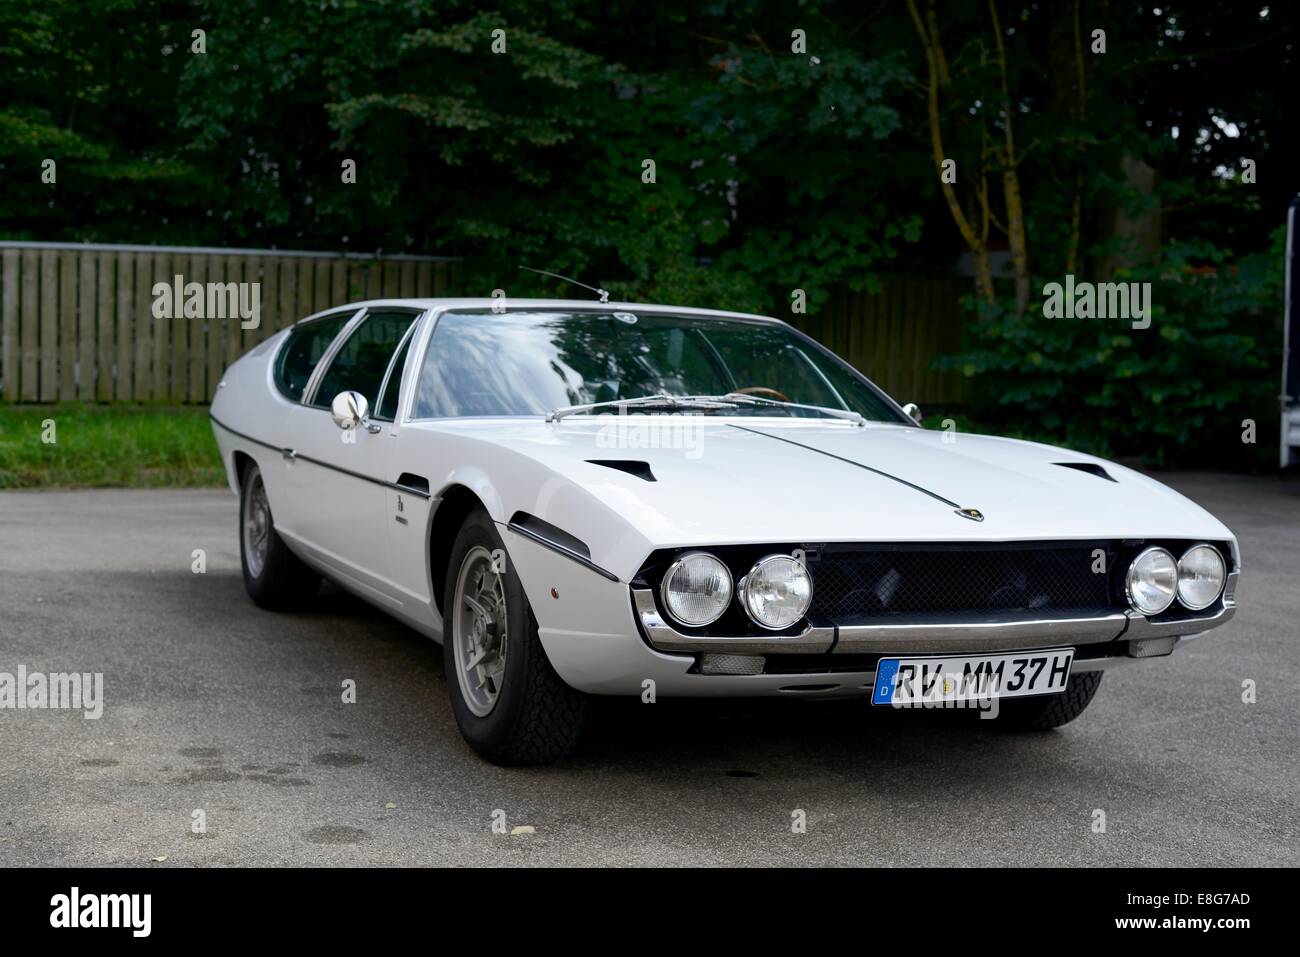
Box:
871;648;1075;706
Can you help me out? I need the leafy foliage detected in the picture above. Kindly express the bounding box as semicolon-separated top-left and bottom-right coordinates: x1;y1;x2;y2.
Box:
935;235;1284;467
0;0;1293;466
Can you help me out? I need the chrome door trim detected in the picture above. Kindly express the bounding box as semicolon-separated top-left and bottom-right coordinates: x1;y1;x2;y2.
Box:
209;414;431;500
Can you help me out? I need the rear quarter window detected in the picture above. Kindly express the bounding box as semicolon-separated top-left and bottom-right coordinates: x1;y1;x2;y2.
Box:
273;312;352;402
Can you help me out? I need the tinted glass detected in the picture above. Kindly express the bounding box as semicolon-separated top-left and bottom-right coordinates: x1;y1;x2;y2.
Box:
376;332;412;421
311;311;418;410
411;311;904;422
274;312;352;402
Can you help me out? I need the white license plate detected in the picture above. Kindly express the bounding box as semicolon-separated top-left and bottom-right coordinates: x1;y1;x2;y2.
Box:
871;648;1075;706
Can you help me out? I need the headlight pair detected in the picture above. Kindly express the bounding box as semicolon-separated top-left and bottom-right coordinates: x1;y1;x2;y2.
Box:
661;552;812;630
1125;544;1226;615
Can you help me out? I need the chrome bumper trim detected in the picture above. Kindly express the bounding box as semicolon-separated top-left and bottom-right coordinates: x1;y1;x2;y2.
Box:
832;610;1130;655
633;569;1239;657
632;589;834;654
1118;595;1237;639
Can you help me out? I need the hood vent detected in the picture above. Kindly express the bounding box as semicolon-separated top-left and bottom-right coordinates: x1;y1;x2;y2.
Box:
1054;462;1116;482
587;459;656;482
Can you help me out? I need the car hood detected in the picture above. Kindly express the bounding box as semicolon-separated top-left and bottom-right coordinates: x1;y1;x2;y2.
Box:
433;417;1234;579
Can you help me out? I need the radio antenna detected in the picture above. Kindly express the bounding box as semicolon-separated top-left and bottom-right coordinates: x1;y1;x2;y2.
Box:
519;265;610;304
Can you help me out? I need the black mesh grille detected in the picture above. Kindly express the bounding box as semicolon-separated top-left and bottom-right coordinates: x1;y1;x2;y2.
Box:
808;544;1115;623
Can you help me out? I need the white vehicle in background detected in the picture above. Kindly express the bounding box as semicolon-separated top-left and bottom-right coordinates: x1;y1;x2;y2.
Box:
210;298;1240;764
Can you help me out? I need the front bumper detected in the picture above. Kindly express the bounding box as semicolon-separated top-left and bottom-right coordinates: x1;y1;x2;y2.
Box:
632;572;1238;657
505;525;1238;698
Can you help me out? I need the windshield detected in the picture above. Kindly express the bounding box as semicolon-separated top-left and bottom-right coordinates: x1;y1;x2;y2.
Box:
410;310;907;423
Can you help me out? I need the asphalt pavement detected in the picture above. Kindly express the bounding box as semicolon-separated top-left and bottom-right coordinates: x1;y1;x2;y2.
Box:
1;473;1297;866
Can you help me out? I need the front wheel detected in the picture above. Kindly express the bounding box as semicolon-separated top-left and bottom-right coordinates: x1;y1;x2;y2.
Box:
442;508;587;765
239;461;320;610
988;671;1104;731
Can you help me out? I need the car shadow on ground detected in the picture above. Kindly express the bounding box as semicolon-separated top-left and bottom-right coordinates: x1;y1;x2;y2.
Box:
129;568;1081;785
293;581;1068;779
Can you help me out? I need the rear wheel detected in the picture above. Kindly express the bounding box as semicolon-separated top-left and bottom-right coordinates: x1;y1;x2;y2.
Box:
443;507;586;765
989;671;1104;730
239;461;320;610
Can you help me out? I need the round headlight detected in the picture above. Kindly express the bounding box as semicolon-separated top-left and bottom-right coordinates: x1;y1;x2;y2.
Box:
1125;546;1178;615
1177;544;1225;610
661;552;733;627
738;555;813;630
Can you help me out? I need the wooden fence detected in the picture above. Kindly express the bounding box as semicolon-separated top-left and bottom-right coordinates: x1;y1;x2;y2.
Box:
796;279;972;406
0;242;462;404
0;241;971;406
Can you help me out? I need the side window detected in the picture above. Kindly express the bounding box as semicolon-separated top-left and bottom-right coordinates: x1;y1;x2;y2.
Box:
375;332;413;421
310;310;418;410
274;312;353;402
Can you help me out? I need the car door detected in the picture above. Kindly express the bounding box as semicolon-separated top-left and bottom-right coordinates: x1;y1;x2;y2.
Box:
367;320;444;633
262;308;358;548
375;310;452;632
286;307;424;602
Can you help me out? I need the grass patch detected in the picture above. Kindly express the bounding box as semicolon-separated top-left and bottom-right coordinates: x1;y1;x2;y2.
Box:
0;404;225;488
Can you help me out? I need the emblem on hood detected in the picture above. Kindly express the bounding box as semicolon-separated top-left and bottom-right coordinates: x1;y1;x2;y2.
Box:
955;507;984;522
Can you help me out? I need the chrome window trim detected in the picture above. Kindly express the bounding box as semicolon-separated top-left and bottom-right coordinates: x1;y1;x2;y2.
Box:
789;344;851;412
301;307;368;407
370;317;421;423
400;304;911;424
303;305;430;411
271;306;361;404
400;305;448;424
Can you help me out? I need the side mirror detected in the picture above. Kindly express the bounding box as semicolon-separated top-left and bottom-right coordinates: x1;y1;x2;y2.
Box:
901;402;923;424
331;390;373;431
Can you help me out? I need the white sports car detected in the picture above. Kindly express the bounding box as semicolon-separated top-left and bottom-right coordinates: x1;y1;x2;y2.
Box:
210;298;1240;764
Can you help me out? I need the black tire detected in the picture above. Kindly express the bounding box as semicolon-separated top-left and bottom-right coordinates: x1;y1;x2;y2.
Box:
239;461;321;610
442;507;587;765
988;671;1104;731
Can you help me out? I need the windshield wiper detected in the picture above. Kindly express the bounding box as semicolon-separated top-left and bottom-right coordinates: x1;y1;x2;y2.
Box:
720;393;866;426
545;393;742;422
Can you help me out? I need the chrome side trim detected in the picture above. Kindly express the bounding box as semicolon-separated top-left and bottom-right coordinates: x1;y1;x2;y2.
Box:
633;588;834;654
209;414;431;499
504;521;620;583
833;610;1130;655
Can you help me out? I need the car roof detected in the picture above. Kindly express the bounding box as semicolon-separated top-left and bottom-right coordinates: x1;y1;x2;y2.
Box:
297;298;787;327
